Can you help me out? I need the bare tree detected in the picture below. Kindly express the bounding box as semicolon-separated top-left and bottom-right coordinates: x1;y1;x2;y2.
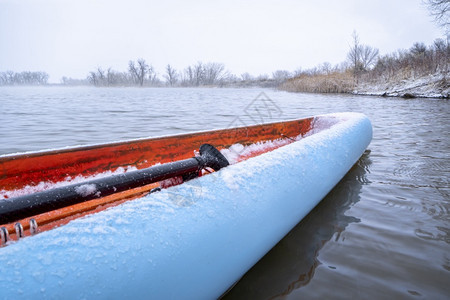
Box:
95;67;106;86
164;64;178;86
35;72;49;85
128;59;149;86
106;68;115;86
348;31;362;83
433;38;449;73
240;72;254;81
272;70;291;83
203;62;227;85
0;72;6;85
137;59;150;86
147;65;160;86
425;0;450;30
320;62;332;74
193;62;204;86
347;31;379;82
6;71;14;85
179;62;228;86
181;66;194;86
360;45;379;70
128;61;138;84
256;74;270;81
410;42;427;56
88;71;98;86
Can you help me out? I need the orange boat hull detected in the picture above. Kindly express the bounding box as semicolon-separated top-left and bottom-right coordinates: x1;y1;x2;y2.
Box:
0;117;313;239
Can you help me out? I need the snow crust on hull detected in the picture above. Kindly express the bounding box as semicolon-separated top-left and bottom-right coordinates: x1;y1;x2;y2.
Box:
0;112;372;299
0;166;138;200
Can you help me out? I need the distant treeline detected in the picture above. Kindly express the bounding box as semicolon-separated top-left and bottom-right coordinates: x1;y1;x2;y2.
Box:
281;36;449;94
3;39;447;91
0;71;49;86
71;59;290;88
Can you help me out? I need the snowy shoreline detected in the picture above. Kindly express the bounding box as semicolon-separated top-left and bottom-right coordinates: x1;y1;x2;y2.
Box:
352;73;449;99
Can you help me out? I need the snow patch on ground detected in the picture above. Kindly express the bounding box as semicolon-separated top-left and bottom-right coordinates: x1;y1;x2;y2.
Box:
354;72;449;98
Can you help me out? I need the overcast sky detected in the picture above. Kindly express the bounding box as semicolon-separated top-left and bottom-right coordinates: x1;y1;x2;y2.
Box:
0;0;444;83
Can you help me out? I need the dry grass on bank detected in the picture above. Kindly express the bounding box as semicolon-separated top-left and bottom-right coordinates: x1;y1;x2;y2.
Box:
280;71;354;94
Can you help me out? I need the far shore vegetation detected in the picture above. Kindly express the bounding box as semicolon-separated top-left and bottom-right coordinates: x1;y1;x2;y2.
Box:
281;34;449;97
1;1;448;98
1;36;448;98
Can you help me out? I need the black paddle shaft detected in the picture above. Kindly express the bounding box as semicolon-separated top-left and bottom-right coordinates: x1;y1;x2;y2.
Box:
0;144;229;224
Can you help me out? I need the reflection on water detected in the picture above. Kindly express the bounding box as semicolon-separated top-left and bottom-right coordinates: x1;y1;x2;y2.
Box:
223;151;372;299
1;87;449;298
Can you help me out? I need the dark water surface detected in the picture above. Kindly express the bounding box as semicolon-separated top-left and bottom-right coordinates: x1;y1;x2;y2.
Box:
1;87;449;298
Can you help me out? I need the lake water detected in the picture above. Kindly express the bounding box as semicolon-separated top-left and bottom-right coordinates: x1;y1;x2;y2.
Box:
1;87;449;298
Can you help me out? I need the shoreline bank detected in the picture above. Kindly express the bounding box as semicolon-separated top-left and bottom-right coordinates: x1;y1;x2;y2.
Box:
353;73;449;99
280;72;449;99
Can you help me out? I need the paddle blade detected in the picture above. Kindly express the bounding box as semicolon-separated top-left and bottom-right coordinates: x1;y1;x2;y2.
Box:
199;144;229;171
